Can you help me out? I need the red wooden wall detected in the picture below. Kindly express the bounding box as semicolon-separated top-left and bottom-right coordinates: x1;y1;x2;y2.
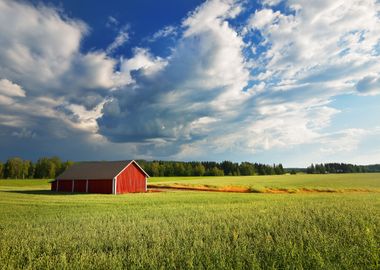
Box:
58;180;72;192
116;162;146;194
51;181;57;191
73;180;86;192
88;180;112;194
53;179;112;194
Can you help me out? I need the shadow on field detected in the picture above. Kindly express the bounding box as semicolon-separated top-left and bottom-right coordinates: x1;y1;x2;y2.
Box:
5;190;88;195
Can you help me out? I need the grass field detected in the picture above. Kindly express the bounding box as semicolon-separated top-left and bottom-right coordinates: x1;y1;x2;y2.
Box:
0;175;379;269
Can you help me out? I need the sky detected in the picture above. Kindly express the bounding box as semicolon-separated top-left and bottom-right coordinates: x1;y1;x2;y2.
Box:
0;0;380;167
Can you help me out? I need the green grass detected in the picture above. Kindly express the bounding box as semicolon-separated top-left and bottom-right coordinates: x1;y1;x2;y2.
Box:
150;173;380;192
0;176;379;269
0;179;51;188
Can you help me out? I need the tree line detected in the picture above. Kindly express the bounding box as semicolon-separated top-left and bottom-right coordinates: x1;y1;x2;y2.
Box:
306;163;380;174
137;160;285;177
0;157;285;179
0;157;73;179
2;157;380;179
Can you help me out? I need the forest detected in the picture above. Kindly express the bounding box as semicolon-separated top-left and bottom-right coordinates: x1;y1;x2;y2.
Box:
306;163;380;174
0;157;285;179
2;157;380;179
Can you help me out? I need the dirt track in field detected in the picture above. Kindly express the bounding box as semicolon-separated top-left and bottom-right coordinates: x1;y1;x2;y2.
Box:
147;184;377;194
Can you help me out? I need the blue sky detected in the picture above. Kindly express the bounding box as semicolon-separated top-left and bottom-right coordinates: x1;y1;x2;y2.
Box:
0;0;380;166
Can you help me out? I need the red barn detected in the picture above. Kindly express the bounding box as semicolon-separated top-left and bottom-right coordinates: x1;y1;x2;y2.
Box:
51;160;149;194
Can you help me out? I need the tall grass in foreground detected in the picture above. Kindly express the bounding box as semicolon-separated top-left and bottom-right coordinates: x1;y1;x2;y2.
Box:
0;180;379;269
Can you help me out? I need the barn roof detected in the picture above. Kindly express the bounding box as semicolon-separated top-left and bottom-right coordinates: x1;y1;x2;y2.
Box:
56;160;149;180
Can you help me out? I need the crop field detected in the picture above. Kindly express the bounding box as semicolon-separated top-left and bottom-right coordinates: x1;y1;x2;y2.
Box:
149;173;380;192
0;175;379;269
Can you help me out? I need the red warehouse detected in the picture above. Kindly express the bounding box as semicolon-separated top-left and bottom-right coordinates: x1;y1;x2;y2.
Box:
51;160;149;194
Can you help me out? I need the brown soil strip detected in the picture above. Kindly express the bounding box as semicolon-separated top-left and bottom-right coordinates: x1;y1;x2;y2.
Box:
148;184;377;194
146;189;164;193
148;184;249;193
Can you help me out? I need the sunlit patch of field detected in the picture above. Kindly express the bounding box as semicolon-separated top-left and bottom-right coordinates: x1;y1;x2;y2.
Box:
149;173;380;193
0;178;379;269
148;183;377;193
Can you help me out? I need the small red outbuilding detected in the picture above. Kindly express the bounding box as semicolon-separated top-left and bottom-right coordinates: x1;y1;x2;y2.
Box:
51;160;149;194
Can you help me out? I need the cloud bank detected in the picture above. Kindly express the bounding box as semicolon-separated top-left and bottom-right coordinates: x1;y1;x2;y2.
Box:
0;0;379;165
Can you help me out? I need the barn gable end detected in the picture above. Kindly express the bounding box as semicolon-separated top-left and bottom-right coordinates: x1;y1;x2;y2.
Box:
116;162;147;194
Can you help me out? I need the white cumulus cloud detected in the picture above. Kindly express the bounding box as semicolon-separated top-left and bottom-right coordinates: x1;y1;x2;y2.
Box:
0;79;25;97
0;0;116;154
1;0;380;164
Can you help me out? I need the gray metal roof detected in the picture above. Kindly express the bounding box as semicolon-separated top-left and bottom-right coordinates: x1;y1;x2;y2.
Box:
56;160;147;180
